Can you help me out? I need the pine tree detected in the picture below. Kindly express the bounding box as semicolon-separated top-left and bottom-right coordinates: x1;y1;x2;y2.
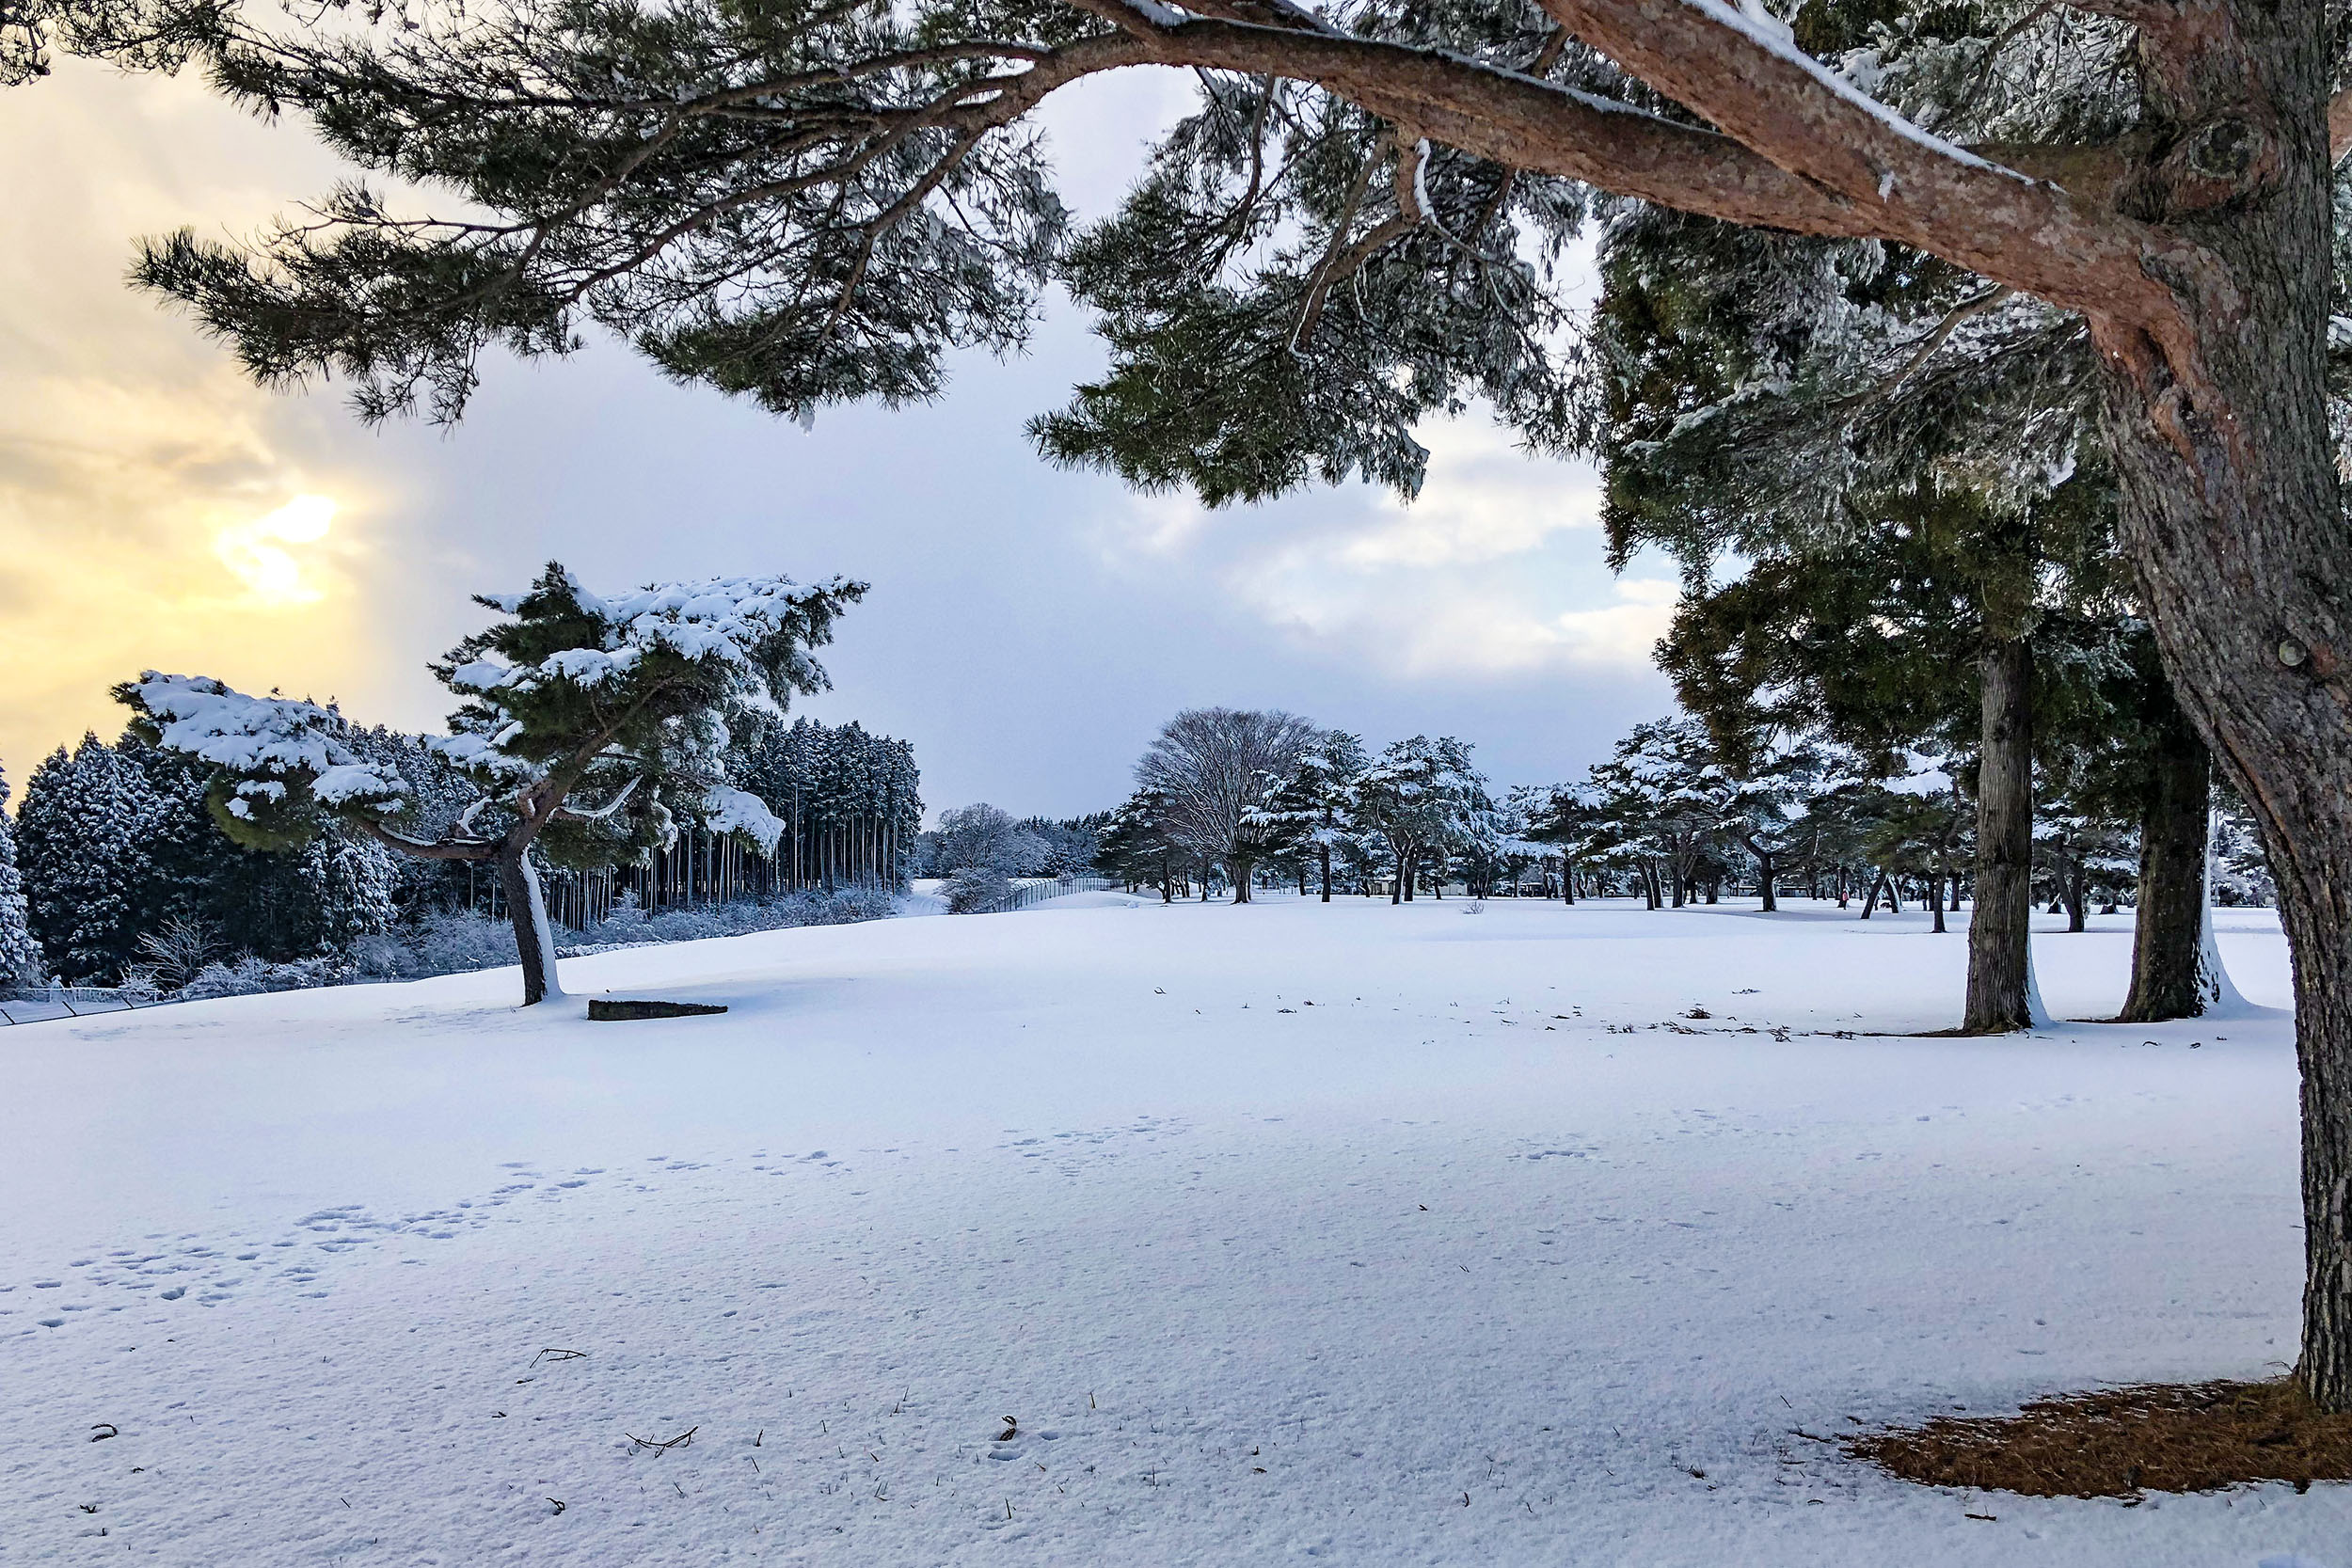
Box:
17;736;156;984
1347;736;1476;905
1578;720;1724;911
0;763;44;983
1244;730;1365;902
295;832;398;951
119;562;865;1005
1095;789;1192;903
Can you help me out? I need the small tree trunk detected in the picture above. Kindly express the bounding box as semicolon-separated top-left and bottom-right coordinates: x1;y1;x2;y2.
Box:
498;842;561;1006
1860;871;1883;920
1392;847;1405;905
1231;857;1252;904
1756;847;1776;912
1964;635;2036;1032
2120;729;2213;1022
2067;859;2089;933
1931;825;1951;935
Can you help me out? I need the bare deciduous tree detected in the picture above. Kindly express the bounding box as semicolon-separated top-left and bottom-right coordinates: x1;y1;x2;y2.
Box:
1136;708;1314;902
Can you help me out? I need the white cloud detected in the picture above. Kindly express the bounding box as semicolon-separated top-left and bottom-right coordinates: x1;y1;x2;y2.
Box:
1339;419;1603;569
1092;407;1672;680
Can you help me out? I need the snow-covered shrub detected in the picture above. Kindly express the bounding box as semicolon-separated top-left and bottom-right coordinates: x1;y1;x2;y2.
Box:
115;967;167;1004
179;952;353;1000
939;865;1014;913
139;884;901;996
790;885;897;925
345;911;516;978
568;885;898;948
135;915;219;991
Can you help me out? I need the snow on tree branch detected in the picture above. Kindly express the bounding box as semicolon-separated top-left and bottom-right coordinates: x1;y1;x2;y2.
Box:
700;784;787;856
118;673;410;820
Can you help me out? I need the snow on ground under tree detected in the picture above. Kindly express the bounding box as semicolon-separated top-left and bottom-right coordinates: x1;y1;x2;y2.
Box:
2;896;2342;1566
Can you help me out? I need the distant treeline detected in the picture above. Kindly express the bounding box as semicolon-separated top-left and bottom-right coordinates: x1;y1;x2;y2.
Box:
0;713;919;988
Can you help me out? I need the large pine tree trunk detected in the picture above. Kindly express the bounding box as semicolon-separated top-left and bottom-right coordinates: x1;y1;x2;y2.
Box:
498;843;561;1007
2090;0;2351;1408
2119;730;2212;1022
1964;635;2035;1032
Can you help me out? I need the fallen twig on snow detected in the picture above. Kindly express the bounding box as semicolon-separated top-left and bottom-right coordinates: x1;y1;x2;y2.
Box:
628;1426;698;1453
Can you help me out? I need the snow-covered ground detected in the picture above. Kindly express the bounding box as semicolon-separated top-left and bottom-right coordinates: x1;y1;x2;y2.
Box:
2;896;2340;1566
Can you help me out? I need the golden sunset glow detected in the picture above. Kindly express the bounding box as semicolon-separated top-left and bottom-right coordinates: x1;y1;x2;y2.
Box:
216;494;340;603
0;61;435;782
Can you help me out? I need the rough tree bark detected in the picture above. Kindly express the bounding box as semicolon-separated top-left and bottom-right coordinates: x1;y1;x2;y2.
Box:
1965;636;2036;1034
2073;2;2352;1407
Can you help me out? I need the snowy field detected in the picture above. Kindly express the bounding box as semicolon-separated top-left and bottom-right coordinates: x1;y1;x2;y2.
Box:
2;895;2342;1566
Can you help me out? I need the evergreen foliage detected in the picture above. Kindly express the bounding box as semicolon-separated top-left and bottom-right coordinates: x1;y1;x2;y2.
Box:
18;736;157;983
115;560;868;1004
0;762;45;982
732;716;922;888
1094;787;1197;900
1243;728;1365;898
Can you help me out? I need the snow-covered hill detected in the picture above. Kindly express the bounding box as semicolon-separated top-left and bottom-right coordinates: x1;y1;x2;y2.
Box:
2;897;2338;1564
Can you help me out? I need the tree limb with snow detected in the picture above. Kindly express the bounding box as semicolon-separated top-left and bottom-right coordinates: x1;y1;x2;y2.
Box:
118;560;865;1005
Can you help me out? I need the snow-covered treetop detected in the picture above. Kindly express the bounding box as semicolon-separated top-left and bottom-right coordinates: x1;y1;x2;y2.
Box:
447;568;855;705
115;561;866;864
119;673;409;821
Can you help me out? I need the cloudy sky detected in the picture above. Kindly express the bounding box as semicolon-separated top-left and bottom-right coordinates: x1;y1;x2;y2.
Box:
1;57;1677;819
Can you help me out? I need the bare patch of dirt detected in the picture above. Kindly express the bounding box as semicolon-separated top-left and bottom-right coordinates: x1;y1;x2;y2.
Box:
1848;1380;2352;1497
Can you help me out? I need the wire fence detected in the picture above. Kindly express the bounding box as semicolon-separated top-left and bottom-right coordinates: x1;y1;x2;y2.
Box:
964;875;1120;915
0;986;151;1026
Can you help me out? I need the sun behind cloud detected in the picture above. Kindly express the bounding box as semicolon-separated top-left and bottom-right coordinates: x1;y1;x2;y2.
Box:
0;60;447;782
216;494;339;603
